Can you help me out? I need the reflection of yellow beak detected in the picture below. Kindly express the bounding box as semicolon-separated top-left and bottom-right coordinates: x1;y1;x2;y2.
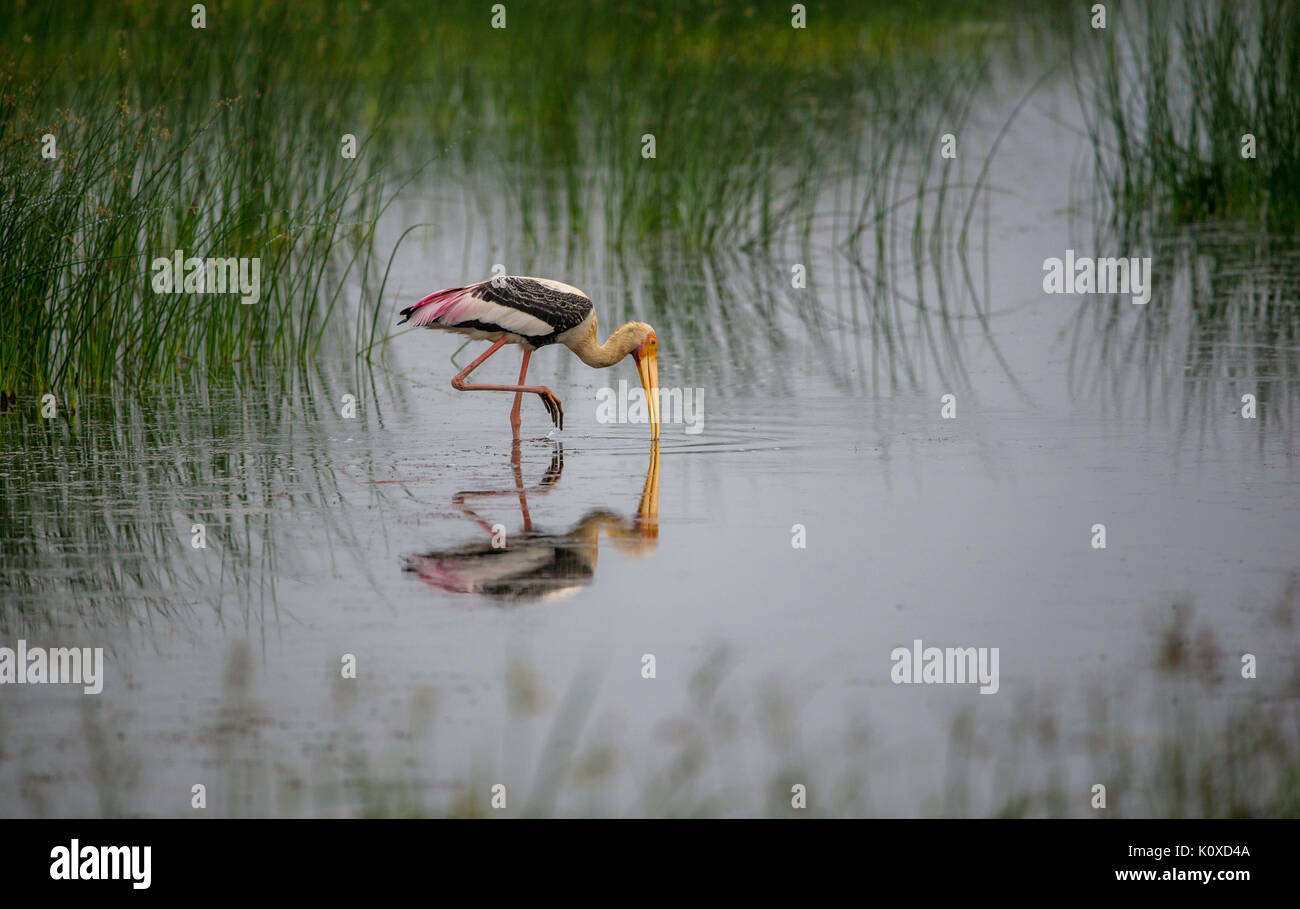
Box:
638;441;659;532
609;442;660;553
635;350;660;440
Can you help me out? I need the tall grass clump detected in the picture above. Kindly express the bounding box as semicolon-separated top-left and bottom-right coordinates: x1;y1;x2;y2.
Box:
1069;1;1300;444
0;1;393;399
1076;0;1300;235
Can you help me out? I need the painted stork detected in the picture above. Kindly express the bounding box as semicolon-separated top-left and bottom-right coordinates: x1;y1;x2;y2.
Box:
399;276;660;440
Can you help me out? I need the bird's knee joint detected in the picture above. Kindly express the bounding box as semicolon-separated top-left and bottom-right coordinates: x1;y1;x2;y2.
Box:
451;377;466;390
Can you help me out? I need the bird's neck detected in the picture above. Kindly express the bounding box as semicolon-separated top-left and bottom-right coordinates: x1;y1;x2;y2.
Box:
572;510;657;555
568;320;643;369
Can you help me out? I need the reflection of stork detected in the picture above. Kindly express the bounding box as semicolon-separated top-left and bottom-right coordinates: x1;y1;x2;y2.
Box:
398;276;660;440
404;443;660;604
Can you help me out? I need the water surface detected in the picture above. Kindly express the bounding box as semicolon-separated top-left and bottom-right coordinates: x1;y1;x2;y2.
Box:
2;73;1298;818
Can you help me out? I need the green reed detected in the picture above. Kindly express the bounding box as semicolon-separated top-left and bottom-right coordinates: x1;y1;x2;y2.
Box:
1076;0;1300;234
0;0;391;399
1;0;1071;397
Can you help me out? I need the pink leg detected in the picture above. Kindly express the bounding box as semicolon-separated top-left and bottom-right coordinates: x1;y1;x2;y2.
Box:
451;339;563;433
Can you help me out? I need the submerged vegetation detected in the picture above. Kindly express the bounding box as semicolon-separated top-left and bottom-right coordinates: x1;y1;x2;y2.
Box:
1067;229;1300;442
0;372;378;638
8;582;1298;817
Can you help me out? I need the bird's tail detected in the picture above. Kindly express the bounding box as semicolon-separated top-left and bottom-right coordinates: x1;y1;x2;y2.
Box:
398;284;473;326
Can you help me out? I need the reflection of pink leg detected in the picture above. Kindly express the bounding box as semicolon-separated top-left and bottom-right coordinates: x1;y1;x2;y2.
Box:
453;442;562;538
451;340;562;434
510;441;532;531
510;350;531;439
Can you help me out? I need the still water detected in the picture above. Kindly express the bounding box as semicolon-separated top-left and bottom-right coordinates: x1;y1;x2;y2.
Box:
2;79;1297;817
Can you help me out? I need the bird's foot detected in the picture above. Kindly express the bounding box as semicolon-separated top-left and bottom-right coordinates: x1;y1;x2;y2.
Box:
537;389;564;431
541;443;564;485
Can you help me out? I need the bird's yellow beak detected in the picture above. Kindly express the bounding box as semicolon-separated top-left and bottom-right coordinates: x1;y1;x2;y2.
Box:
634;339;660;440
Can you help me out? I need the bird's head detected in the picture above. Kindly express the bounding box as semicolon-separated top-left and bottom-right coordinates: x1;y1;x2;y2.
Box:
629;324;660;440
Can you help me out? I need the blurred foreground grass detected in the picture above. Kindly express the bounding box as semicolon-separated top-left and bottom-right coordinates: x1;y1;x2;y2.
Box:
9;574;1293;818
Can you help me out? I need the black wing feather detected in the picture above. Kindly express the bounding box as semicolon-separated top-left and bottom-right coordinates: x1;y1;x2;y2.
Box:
473;278;593;340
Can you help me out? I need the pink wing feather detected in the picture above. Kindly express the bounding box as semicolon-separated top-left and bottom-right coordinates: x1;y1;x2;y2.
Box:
398;283;484;327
